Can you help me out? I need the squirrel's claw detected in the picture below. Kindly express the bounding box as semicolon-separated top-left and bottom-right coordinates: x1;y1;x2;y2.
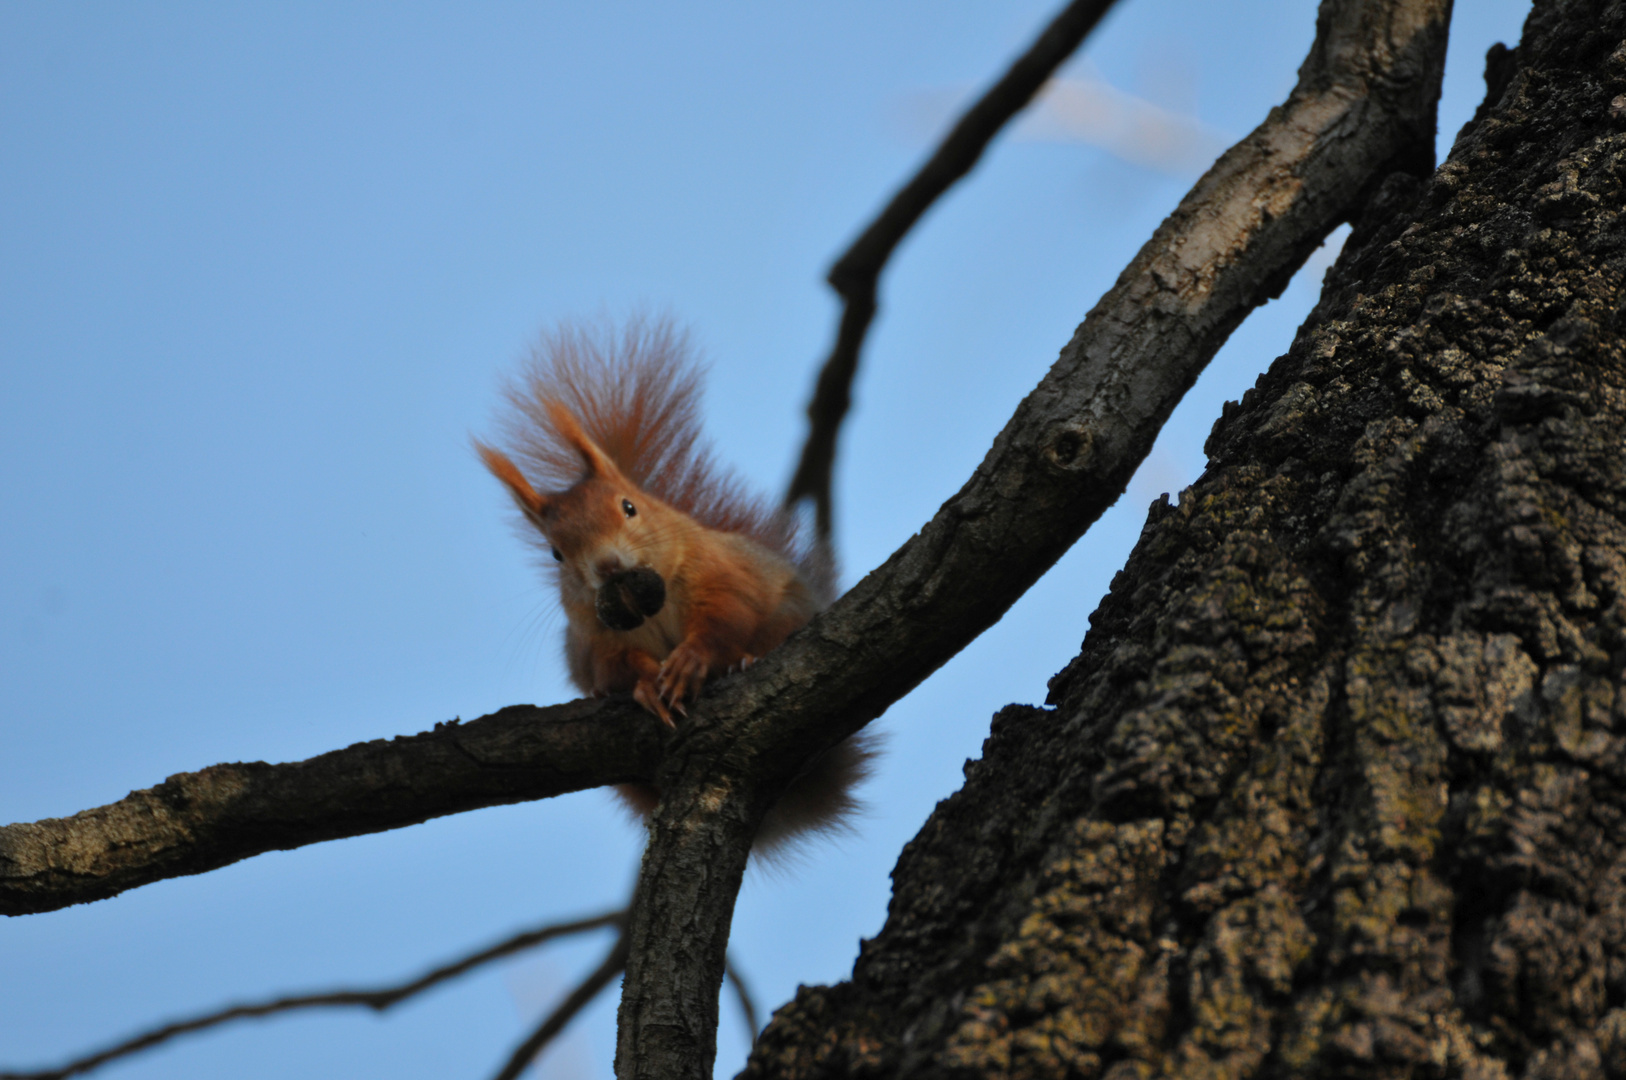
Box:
634;677;676;728
657;644;710;710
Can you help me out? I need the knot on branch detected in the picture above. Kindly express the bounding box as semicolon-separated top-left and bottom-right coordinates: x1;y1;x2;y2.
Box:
1043;424;1097;472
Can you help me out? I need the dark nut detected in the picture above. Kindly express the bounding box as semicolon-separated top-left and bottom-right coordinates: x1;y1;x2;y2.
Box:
595;567;667;631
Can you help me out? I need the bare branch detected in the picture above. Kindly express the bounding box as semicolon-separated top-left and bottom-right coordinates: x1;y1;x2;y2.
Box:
0;910;624;1080
617;0;1453;1076
4;1;1455;1072
489;928;630;1080
1;699;663;916
725;955;761;1043
785;0;1122;537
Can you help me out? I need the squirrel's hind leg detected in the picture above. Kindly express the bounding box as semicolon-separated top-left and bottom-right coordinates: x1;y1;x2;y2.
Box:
596;646;675;728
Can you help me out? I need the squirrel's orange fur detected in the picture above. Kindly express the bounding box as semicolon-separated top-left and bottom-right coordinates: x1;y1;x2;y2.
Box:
478;317;870;847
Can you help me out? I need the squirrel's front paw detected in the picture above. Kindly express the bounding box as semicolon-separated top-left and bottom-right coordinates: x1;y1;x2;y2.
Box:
633;676;676;728
656;644;710;713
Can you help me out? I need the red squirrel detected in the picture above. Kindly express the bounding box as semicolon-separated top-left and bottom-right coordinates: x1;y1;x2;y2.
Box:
477;317;871;846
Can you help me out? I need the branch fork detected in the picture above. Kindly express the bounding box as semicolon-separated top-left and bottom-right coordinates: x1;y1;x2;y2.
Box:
2;1;1452;1077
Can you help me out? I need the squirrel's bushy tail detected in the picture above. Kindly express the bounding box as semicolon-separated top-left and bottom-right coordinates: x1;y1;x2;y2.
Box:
615;729;878;858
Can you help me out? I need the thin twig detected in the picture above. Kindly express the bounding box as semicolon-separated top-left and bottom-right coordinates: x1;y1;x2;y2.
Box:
785;0;1121;537
0;911;625;1080
724;954;760;1042
489;928;631;1080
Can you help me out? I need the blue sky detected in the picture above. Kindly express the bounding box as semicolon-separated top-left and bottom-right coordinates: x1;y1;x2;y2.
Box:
1;2;1532;1077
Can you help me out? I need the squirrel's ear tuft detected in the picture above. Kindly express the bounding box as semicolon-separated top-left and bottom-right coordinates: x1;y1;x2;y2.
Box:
476;442;548;516
545;401;621;481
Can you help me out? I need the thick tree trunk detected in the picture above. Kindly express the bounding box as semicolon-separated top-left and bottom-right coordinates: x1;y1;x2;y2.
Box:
743;0;1626;1077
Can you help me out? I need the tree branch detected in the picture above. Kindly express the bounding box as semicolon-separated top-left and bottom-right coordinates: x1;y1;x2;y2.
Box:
490;928;631;1080
785;0;1122;538
725;956;761;1044
0;910;625;1080
617;0;1453;1076
0;699;662;916
5;0;1453;1073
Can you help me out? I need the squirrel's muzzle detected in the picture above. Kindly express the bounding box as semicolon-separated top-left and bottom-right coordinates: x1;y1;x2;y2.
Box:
595;567;667;631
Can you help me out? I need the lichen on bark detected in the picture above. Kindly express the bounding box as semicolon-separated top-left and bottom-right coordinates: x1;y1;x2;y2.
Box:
743;0;1626;1076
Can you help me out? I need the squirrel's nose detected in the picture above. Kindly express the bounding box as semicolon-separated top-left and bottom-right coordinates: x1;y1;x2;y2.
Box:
594;556;627;581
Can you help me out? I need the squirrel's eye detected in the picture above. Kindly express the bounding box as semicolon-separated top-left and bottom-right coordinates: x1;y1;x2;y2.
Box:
622;499;637;518
550;547;563;562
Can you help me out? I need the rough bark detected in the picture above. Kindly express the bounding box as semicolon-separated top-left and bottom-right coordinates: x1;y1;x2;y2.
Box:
0;700;661;916
742;0;1626;1077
